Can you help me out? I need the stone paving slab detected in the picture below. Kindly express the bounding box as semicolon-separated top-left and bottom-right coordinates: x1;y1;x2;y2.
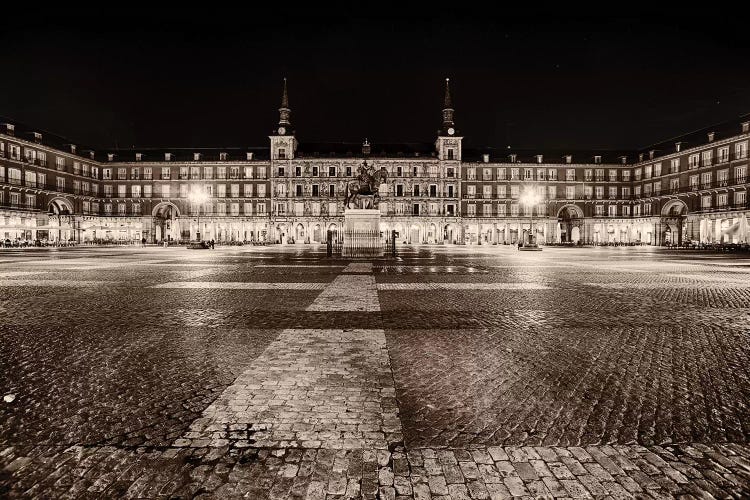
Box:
177;329;402;452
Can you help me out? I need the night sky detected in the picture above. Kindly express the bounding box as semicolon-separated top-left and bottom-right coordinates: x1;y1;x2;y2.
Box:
2;6;750;152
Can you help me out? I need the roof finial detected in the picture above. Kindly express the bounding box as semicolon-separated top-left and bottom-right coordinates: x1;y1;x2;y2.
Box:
281;77;289;109
443;78;452;109
278;78;291;128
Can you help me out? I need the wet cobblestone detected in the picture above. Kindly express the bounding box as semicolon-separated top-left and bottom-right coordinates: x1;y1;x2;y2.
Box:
1;245;749;498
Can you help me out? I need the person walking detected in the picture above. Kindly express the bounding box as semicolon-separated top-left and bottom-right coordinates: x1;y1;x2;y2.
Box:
141;237;146;248
210;239;215;249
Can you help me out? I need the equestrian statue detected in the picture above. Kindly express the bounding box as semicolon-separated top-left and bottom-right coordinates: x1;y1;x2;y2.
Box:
344;160;388;209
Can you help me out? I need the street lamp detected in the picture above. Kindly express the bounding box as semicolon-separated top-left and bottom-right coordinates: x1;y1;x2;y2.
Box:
188;190;208;241
520;187;541;248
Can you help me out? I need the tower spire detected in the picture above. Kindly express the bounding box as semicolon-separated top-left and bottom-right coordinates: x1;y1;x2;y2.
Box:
277;78;291;132
441;78;455;134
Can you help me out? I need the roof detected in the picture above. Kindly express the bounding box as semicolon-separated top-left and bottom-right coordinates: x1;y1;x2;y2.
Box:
462;147;631;165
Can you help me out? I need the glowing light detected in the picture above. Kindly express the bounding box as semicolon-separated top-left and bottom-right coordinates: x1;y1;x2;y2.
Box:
188;190;208;204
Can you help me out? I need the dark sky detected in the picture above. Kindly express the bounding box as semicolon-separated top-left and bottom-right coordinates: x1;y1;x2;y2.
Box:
2;6;750;152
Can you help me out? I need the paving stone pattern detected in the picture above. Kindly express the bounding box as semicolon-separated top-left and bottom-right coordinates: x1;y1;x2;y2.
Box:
1;245;749;498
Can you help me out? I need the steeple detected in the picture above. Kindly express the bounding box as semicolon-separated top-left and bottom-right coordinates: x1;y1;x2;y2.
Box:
441;78;456;135
277;78;291;134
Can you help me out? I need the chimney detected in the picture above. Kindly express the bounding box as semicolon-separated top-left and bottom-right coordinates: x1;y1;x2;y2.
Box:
638;153;644;162
89;151;95;160
594;155;602;164
33;132;42;143
2;123;15;136
482;153;490;163
675;142;682;152
164;153;172;161
620;156;628;165
509;153;517;163
535;154;543;164
742;122;750;134
193;152;201;161
564;155;572;164
246;152;254;160
135;153;142;161
69;144;76;154
707;131;715;142
107;153;114;162
648;150;655;160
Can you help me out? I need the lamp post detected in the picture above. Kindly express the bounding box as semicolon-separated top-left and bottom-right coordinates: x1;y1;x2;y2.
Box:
188;190;208;241
520;187;541;248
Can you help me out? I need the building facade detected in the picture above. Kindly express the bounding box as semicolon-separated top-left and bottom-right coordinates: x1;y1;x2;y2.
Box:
0;80;748;246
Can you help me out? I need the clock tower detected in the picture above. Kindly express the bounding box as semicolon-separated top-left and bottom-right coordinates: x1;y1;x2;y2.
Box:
270;78;297;160
436;78;462;161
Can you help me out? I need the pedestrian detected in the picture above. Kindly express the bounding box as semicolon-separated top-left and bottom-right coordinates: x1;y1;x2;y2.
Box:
517;239;522;251
210;239;215;249
141;237;146;247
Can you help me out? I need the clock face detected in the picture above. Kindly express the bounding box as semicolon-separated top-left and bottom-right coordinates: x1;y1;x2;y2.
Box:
447;127;455;136
278;126;286;135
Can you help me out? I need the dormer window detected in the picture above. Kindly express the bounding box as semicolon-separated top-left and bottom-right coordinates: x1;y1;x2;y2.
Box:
70;144;76;154
4;124;15;135
89;151;95;160
33;132;42;143
638;153;644;162
246;152;254;160
135;153;142;161
675;142;682;152
620;156;627;165
108;153;114;162
742;122;750;134
278;149;286;159
165;153;172;161
594;155;602;164
482;154;489;163
535;155;543;164
564;155;572;164
193;152;201;161
220;152;228;161
648;150;654;160
708;132;715;142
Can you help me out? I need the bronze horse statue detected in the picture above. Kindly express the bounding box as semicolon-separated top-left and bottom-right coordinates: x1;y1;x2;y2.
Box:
344;162;388;209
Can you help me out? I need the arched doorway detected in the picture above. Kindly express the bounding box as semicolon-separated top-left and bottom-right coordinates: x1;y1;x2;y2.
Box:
557;204;583;243
295;223;305;243
153;202;180;243
47;198;74;243
327;223;339;244
409;224;420;244
313;224;322;243
661;200;688;245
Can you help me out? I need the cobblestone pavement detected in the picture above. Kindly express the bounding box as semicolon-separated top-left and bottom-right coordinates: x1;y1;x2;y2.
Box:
1;245;749;498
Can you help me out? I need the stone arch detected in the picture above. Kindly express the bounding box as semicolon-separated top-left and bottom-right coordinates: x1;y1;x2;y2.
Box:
661;199;688;217
48;197;74;214
556;204;584;219
152;201;181;218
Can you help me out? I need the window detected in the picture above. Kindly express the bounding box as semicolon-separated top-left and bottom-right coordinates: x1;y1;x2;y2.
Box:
548;186;556;199
718;147;729;163
257;203;266;215
717;193;728;206
104;203;112;215
329;185;335;197
608;205;617;216
396;166;403;177
511;168;520;180
701;195;712;208
690;175;699;190
217;203;226;215
584;169;593;181
132;185;141;197
118;203;126;215
220;152;228;161
482;185;492;199
483;204;492;217
701;171;712;188
497;185;506;198
497;168;506;180
396;184;404;196
595;186;604;199
609;187;617;199
295;166;301;177
483;168;492;180
143;185;152;198
595;169;604;181
104;185;113;197
276;203;286;215
670;178;679;193
135;153;142;161
584;186;593;199
736;165;747;183
413;166;419;177
670;159;680;174
257;185;266;197
595;205;604;216
229;184;239;197
446;204;455;215
467;204;476;216
511;204;519;216
622;186;630;197
413;185;420;196
644;165;652;179
296;184;303;197
566;186;575;199
537;168;545;180
430;184;437;197
510;185;520;198
736;141;748;160
447;148;454;160
9;144;21;160
328;166;336;177
566;169;575;181
467;168;476;180
622;170;631;181
230;203;239;216
25;171;37;188
189;166;199;179
312;184;319;197
180;184;188;198
622;205;630;216
608;169;617;182
116;167;125;180
688;154;699;168
497;204;506;216
735;191;746;206
524;168;533;180
161;184;171;197
217;167;226;179
132;203;141;215
466;185;476;197
244;166;253;179
56;157;65;170
653;181;661;195
276;184;286;197
143;167;152;180
118;185;126;198
447;185;455;197
717;169;729;186
447;167;455;178
653;163;662;177
702;150;713;166
278;167;285;177
161;167;170;180
25;194;36;208
634;168;642;181
257;166;267;178
244;184;253;197
56;177;65;191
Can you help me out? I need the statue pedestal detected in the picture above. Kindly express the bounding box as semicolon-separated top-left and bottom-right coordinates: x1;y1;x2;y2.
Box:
343;208;383;258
